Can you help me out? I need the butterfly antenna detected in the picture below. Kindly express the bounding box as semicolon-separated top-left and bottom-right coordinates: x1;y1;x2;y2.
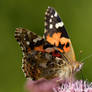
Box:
80;69;84;80
80;54;92;83
79;50;83;61
80;54;92;62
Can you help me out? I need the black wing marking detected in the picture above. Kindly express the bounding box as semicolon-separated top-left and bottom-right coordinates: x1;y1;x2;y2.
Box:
15;28;44;53
44;7;69;39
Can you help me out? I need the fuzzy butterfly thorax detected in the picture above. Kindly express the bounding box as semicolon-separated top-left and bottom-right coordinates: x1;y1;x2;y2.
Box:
15;7;82;80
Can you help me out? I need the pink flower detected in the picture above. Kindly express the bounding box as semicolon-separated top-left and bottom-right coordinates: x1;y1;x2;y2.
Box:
25;78;61;92
25;78;92;92
54;80;92;92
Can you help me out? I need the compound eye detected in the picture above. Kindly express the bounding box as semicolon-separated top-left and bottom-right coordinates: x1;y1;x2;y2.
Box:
74;63;83;72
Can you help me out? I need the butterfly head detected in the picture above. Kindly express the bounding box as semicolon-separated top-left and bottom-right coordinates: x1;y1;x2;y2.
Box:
72;62;83;73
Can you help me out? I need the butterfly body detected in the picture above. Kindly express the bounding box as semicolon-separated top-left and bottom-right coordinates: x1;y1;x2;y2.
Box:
15;7;82;80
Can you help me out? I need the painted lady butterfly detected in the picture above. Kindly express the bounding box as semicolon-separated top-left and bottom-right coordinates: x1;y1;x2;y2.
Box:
15;7;82;80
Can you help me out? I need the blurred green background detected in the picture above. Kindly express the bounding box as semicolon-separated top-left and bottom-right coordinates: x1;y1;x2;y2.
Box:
0;0;92;92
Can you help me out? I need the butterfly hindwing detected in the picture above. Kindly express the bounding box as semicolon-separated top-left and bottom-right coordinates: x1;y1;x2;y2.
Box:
15;28;45;78
15;28;45;53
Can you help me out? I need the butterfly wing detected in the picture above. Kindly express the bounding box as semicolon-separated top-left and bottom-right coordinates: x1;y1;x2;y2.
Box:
44;7;76;62
15;28;45;78
15;28;45;53
14;7;81;80
15;28;69;80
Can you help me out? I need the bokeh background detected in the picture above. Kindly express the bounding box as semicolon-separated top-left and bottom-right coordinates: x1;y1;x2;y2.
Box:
0;0;92;92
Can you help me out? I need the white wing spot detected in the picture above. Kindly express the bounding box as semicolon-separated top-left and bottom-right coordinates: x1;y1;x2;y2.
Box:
49;19;52;22
55;22;64;28
54;12;57;17
27;31;30;35
51;15;53;18
22;58;24;62
44;22;47;26
48;6;50;9
21;47;24;51
15;33;20;36
45;12;47;15
43;35;45;39
44;29;47;33
23;52;25;56
33;37;42;43
26;41;30;45
49;24;53;29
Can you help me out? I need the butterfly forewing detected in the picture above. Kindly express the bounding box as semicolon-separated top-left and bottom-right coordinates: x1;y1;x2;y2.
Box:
44;7;69;38
44;7;76;62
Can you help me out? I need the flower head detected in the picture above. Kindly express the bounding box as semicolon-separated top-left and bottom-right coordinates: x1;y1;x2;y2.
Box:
54;80;92;92
25;78;61;92
25;78;92;92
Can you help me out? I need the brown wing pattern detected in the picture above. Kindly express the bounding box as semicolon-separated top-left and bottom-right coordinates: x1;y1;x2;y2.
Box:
15;28;44;53
15;28;45;79
15;28;71;80
22;50;69;80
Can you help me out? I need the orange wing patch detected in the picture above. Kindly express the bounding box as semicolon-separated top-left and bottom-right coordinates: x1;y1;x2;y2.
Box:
27;48;31;52
60;37;70;53
46;32;71;53
46;32;61;46
56;48;63;53
34;45;45;52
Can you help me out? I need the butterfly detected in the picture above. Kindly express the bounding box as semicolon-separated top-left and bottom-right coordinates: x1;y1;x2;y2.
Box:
15;7;82;80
